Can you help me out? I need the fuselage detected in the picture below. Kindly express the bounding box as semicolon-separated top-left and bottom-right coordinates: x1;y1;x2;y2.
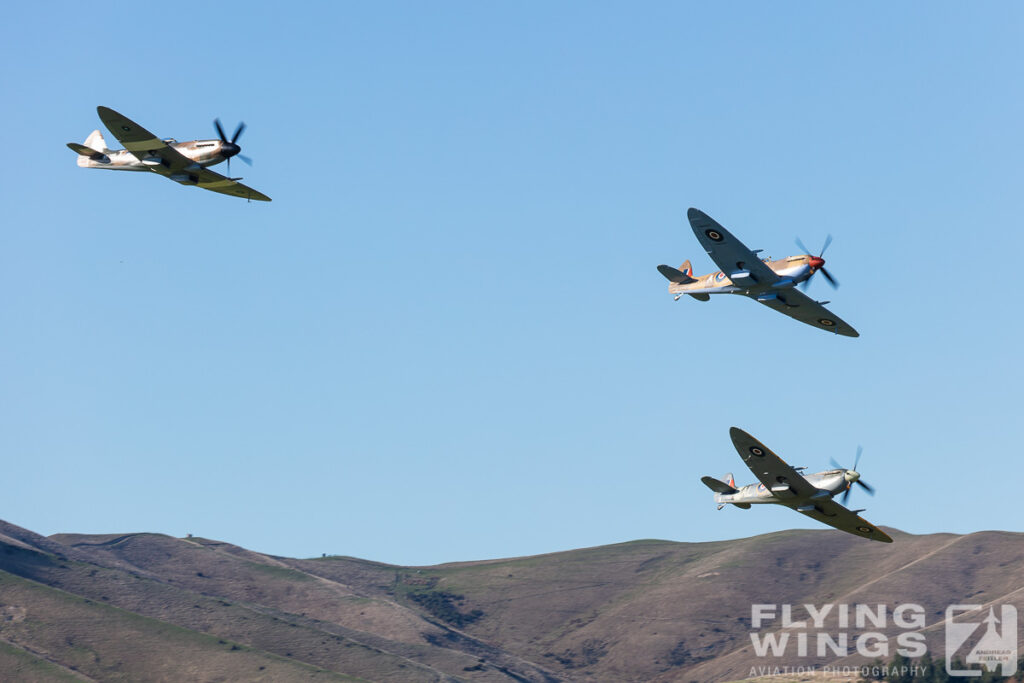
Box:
77;138;232;171
716;469;849;506
670;255;821;297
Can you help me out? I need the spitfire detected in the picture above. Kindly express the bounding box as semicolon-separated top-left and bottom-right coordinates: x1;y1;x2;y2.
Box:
702;427;892;543
67;106;270;202
658;208;857;336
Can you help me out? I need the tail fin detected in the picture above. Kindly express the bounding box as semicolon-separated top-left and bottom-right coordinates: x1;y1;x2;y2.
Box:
724;472;735;488
679;260;693;278
84;130;108;153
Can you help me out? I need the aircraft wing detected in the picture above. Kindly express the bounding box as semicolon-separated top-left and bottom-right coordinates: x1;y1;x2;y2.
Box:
97;106;187;166
730;427;819;499
687;208;780;286
96;106;271;201
752;288;858;337
184;166;272;202
797;498;894;543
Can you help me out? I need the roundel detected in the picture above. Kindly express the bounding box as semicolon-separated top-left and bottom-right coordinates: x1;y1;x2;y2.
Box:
757;483;766;492
856;526;872;534
121;125;132;132
749;446;765;457
705;229;724;242
715;271;726;281
818;318;835;327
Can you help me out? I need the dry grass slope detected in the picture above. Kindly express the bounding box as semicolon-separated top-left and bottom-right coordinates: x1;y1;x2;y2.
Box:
0;519;1021;682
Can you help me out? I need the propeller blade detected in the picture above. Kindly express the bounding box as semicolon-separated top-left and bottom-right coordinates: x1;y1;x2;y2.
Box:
820;267;838;288
819;234;833;257
795;237;812;256
856;479;875;495
231;122;246;144
833;446;874;503
801;279;811;291
214;118;228;142
237;154;253;166
226;157;230;176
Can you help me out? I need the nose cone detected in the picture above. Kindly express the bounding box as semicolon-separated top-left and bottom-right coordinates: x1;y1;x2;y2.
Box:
809;256;825;270
844;470;860;483
222;142;240;158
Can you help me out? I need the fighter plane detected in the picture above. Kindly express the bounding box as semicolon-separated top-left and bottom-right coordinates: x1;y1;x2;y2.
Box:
702;427;892;543
658;208;857;336
67;106;271;202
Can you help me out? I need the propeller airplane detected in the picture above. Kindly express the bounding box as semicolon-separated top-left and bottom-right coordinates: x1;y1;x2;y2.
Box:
702;427;892;543
658;208;857;336
67;106;270;202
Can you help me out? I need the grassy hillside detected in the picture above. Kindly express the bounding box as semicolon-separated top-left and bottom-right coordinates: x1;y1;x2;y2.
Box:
283;529;1024;682
0;519;1019;681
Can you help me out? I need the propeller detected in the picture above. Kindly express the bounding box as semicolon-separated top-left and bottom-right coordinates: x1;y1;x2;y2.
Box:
830;446;875;505
213;118;252;175
796;235;838;290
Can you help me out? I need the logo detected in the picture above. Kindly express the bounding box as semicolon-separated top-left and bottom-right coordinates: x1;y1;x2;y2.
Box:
748;603;927;661
746;601;1018;679
946;605;1017;677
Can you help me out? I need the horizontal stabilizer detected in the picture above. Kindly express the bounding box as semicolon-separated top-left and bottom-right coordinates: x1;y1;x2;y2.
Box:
688;293;710;301
66;142;109;163
701;475;738;495
658;264;696;285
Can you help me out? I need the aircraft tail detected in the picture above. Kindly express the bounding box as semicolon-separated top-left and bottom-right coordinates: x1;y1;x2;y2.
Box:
700;475;738;495
658;260;713;301
702;474;741;511
68;130;111;167
657;263;697;285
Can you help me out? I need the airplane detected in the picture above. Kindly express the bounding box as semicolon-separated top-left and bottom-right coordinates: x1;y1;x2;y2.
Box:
657;208;857;336
67;106;271;202
702;427;892;543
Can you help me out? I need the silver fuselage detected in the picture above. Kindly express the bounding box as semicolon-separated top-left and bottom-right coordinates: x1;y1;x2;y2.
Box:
716;469;849;506
78;139;231;171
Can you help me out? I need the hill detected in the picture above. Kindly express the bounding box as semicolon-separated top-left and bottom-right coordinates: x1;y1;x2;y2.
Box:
0;519;1020;681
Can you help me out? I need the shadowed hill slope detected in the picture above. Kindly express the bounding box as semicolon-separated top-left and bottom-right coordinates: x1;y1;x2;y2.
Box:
0;519;1019;681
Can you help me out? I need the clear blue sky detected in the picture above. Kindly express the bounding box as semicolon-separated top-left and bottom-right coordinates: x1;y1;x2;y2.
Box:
2;3;1022;565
